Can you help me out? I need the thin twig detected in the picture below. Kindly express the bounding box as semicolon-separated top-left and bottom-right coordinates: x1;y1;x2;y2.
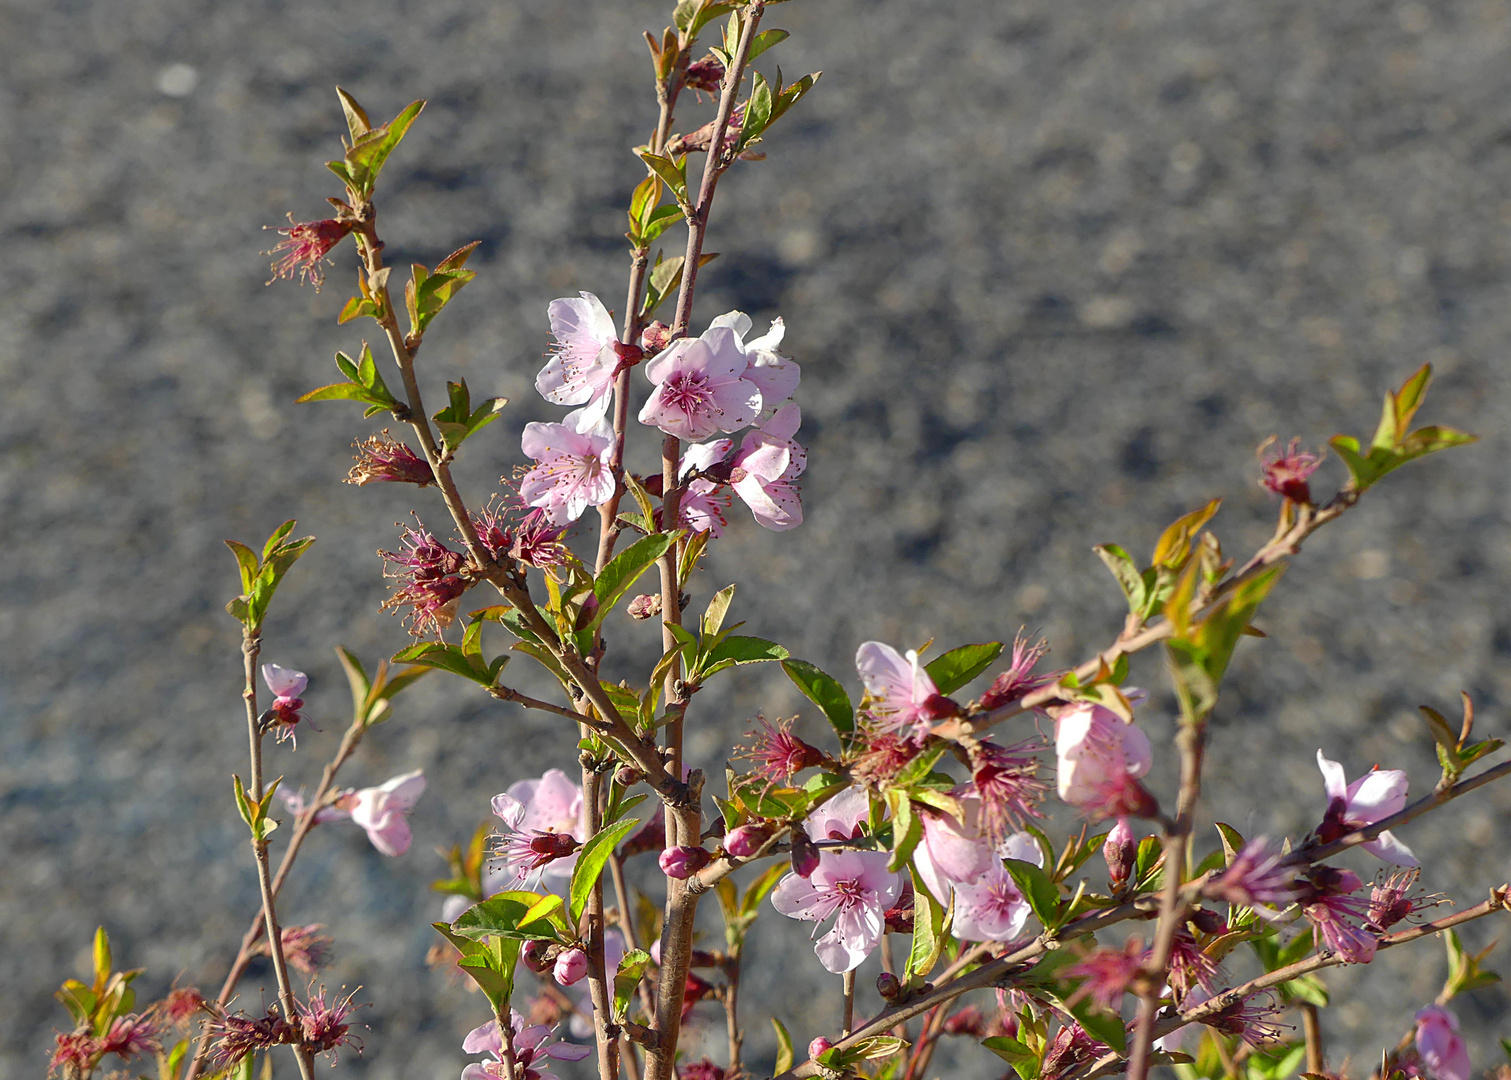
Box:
239;629;316;1080
1301;1003;1325;1075
1127;719;1208;1079
579;768;621;1080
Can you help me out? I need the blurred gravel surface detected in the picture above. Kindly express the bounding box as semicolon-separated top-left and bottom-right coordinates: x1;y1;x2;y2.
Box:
4;0;1511;1075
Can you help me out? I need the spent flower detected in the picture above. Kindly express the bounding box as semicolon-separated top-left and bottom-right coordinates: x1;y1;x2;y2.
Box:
265;215;353;291
346;431;434;487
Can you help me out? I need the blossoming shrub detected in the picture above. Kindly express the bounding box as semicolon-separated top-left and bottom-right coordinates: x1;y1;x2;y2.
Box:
45;4;1509;1080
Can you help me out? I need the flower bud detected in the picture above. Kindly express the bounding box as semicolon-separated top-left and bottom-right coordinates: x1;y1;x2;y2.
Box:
875;972;902;1001
627;593;662;621
723;824;770;858
640;321;672;354
614;765;643;787
522;940;554;974
612;341;644;369
1103;817;1137;892
789;831;821;879
553;947;589;987
659;845;713;879
808;1038;833;1059
1188;908;1227;936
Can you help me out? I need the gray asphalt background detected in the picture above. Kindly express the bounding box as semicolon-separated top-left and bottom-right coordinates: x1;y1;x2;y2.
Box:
4;0;1511;1075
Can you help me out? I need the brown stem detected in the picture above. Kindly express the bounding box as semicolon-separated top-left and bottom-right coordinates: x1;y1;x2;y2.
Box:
580;767;621;1080
184;718;366;1080
238;629;315;1080
724;954;745;1076
841;971;856;1037
1301;1003;1325;1075
641;13;765;1080
1127;719;1208;1080
490;685;587;720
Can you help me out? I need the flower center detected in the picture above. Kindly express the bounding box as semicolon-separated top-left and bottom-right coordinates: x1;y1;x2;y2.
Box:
663;371;713;413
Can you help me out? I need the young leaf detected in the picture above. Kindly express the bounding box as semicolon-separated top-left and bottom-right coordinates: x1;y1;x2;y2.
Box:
1004;859;1061;931
693;635;790;681
702;584;736;640
771;1018;796;1075
1094;543;1147;615
569;817;644;925
433;923;519;1013
592;533;678;631
923;642;1004;695
906;867;949;982
747;27;789;62
1152;499;1221;571
613;949;652;1021
782;659;854;744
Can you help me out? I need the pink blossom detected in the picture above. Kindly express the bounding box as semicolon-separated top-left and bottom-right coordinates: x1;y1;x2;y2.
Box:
911;798;998;906
519;411;617;526
708;311;801;408
950;833;1042;942
638;325;761;440
771;787;902;972
771;849;902;972
855;641;956;739
462;1012;591;1080
728;403;806;531
491;769;587;888
535;292;620;425
260;664;308;745
278;786;351;825
1415;1005;1471;1080
678;438;735;535
1054;702;1157;820
1315;750;1417;866
348;770;426;856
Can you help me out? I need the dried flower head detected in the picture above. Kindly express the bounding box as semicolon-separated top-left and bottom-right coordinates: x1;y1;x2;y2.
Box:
380;521;470;637
684;54;727;94
265;216;353;291
100;1014;162;1059
346;432;434;487
256;924;333;975
977;631;1053;711
1258;436;1324;504
1205;837;1303;913
737;716;826;783
50;1032;102;1077
1066;937;1145;1014
295;986;363;1060
1367;868;1443;931
967;738;1047;840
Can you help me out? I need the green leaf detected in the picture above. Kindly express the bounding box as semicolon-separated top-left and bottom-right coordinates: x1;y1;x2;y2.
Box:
452;891;570;944
738;71;774;150
1164;565;1285;723
1215;822;1246;866
1094;543;1147;615
768;71;821;126
702;584;736;640
782;659;854;744
886;791;922;873
591;532;677;632
923;642;1004;695
982;1035;1038;1065
1152;499;1222;570
906;867;949;981
433;923;519;1013
694;635;790;681
93;927;112;985
1004;859;1061;931
431;378;507;455
392;640;497;687
772;1017;795;1075
335;87;372;141
637;151;689;202
1331;365;1478;491
570;817;645;925
747;27;789;62
343;99;425;197
613;949;652;1022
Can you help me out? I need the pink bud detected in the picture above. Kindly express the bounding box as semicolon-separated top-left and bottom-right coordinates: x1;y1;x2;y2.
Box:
627;593;662;621
808;1038;833;1059
1103;817;1137;891
553;947;589;987
875;972;902;1001
790;832;821;878
640;321;673;354
723;824;770;858
659;845;712;879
